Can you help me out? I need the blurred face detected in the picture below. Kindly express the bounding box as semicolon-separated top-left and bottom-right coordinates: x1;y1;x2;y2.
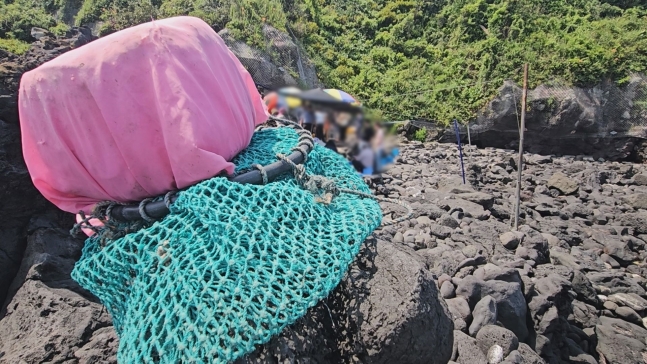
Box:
336;112;351;125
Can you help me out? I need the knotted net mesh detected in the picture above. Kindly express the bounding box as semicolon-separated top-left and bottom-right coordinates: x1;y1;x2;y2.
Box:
71;126;382;363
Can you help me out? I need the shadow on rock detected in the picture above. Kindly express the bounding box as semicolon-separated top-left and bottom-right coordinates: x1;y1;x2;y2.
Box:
239;238;454;364
0;225;117;363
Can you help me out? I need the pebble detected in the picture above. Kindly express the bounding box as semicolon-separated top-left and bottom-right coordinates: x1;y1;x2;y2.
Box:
487;345;504;364
441;281;456;299
615;306;643;325
500;232;522;250
603;301;618;311
438;274;452;287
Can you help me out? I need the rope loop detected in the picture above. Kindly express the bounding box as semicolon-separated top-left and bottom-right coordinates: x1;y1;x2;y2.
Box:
277;153;339;199
291;146;308;163
139;198;155;222
71;210;102;237
253;164;269;185
164;191;177;210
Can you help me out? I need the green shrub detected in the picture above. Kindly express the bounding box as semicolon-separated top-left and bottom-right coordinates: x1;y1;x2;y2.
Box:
292;0;647;124
414;127;427;142
0;38;31;54
49;23;71;36
0;0;57;41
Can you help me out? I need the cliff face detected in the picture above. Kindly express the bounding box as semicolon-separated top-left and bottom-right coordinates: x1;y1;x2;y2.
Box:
471;75;647;160
409;76;647;162
219;25;322;90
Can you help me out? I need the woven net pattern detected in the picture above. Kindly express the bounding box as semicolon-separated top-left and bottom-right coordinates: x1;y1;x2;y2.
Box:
71;127;382;363
232;127;298;174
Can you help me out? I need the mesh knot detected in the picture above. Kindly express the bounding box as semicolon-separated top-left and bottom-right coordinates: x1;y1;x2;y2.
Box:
277;153;339;204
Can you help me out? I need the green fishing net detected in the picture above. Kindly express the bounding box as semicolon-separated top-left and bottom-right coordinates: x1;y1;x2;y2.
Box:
71;126;382;363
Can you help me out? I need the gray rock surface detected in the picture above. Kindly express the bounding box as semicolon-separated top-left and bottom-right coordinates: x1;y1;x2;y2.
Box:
614;306;642;325
219;28;298;89
500;232;523;250
242;239;455;364
469;295;498;336
624;193;647;210
500;350;523;364
452;330;488;364
607;292;647;311
547;172;579;195
370;140;647;363
475;325;519;358
516;343;546;364
446;297;472;319
0;228;117;363
456;277;528;341
0;29;95;305
616;212;647;234
445;76;647;161
442;280;457;299
218;25;321;90
596;316;647;364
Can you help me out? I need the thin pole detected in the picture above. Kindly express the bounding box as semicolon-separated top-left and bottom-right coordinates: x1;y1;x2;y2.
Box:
453;120;466;184
466;122;472;165
514;64;529;230
467;122;471;147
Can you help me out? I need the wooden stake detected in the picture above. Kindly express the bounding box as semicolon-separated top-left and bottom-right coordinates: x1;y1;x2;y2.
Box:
514;64;529;231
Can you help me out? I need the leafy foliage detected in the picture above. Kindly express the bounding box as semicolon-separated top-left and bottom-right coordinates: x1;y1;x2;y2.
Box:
286;0;647;123
414;127;427;142
1;0;645;124
0;0;57;41
0;37;30;54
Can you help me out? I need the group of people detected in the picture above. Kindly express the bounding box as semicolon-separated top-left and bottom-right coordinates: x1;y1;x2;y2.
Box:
262;89;397;176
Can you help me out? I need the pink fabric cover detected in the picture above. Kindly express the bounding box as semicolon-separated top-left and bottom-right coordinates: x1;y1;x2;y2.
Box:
19;16;268;214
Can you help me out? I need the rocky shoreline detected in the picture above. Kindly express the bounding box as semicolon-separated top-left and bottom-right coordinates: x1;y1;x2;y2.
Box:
369;139;647;364
3;138;647;363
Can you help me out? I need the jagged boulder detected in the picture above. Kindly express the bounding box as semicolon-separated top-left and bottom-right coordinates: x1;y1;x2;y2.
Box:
418;76;647;161
241;239;454;363
0;227;117;363
469;76;647;161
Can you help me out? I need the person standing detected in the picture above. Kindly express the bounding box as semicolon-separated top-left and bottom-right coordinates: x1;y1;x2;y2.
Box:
300;103;315;133
314;110;327;140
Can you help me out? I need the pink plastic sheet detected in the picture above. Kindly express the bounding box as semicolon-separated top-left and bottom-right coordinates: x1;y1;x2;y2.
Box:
19;16;268;214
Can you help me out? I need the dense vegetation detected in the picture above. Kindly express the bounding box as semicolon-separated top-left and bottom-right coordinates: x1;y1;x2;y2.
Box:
1;0;646;122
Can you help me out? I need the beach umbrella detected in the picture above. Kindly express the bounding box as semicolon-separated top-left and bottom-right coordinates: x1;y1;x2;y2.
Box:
297;88;361;112
324;89;361;107
280;95;301;109
277;87;302;109
278;86;302;96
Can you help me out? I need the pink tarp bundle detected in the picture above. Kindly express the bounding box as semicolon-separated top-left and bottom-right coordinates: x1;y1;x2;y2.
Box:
19;16;268;215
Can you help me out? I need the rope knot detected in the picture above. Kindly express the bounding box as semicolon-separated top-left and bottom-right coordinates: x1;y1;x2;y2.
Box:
277;153;339;204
